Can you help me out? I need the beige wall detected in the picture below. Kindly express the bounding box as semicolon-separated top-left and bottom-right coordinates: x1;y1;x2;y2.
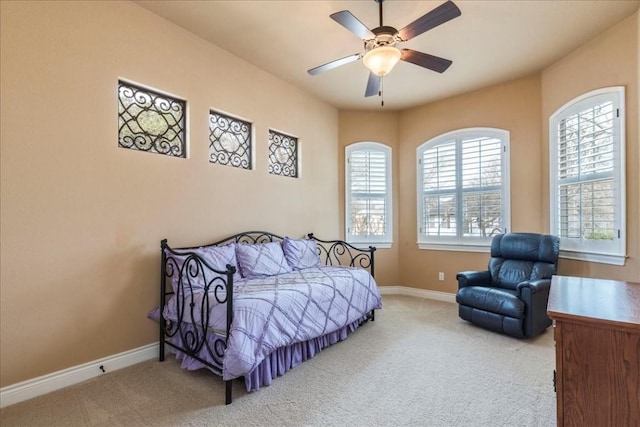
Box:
338;111;401;286
396;75;544;293
541;13;639;281
339;75;545;293
0;1;339;387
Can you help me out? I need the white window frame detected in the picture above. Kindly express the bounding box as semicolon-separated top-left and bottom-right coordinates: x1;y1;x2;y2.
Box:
345;142;392;248
549;86;626;266
416;128;511;252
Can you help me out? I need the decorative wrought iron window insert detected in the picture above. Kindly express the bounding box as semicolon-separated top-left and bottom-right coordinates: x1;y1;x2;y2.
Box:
118;81;186;157
268;130;298;178
208;110;252;169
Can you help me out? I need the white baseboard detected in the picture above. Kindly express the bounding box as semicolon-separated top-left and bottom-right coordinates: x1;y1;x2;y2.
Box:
0;287;453;409
379;285;457;303
0;343;158;408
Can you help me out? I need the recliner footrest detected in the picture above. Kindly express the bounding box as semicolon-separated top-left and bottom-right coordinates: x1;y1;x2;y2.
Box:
458;305;525;338
456;286;525;319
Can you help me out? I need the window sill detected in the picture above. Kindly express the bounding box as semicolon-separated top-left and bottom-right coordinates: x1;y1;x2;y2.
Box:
347;242;392;250
417;242;489;253
559;250;627;266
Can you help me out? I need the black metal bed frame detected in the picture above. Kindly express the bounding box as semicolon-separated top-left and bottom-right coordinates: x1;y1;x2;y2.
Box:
159;231;376;405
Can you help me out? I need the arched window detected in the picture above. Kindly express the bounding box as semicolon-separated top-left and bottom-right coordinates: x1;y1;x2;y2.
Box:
345;142;392;248
549;87;626;265
417;128;510;251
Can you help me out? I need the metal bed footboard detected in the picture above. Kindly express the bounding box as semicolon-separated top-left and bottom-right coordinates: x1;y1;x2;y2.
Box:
159;239;236;404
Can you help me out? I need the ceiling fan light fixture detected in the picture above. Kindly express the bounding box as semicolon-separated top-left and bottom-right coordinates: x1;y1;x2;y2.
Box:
363;46;401;77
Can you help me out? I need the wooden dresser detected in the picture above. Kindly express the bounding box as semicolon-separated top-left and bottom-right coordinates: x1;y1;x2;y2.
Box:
547;275;640;427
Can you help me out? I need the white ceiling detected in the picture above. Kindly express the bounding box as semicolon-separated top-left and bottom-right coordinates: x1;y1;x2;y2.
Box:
134;0;639;111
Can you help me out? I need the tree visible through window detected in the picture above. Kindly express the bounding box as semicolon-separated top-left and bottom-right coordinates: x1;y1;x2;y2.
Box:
417;128;509;250
550;86;625;265
346;142;392;246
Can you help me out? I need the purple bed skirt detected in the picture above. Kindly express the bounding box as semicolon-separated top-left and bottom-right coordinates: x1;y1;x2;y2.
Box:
242;317;361;391
169;314;364;392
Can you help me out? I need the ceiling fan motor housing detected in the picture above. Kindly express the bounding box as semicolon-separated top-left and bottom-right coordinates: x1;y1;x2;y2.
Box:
365;26;401;52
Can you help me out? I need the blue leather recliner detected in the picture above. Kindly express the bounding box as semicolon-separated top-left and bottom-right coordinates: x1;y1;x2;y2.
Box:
456;232;560;338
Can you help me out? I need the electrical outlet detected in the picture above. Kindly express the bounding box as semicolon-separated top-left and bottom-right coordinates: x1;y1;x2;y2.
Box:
438;272;445;281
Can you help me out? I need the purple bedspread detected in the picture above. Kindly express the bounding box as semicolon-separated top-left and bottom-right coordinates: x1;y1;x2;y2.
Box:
162;266;382;382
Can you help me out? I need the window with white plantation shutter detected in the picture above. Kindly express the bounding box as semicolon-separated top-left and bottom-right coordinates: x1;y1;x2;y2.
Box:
417;128;510;251
550;87;626;265
346;142;392;247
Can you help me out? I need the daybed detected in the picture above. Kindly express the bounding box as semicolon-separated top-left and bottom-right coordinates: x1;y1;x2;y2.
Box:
156;231;382;404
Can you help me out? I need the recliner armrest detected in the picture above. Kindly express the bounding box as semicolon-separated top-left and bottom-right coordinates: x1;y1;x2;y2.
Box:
456;270;491;289
516;278;551;296
517;278;553;338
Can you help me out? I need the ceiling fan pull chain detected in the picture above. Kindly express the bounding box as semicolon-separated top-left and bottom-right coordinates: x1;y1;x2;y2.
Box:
380;77;384;107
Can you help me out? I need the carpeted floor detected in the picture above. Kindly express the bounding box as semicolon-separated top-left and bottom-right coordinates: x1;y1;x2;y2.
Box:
0;295;557;426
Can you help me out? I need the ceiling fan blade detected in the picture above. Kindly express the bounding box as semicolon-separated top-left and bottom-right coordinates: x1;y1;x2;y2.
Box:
401;49;452;73
330;10;375;40
398;0;461;41
365;72;381;97
307;53;362;76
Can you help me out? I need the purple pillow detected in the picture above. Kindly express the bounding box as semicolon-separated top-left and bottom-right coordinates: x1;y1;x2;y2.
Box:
235;242;292;279
165;243;240;293
282;237;321;270
199;243;242;283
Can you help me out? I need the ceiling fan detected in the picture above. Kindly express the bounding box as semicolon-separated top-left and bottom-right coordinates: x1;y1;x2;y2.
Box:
307;0;461;99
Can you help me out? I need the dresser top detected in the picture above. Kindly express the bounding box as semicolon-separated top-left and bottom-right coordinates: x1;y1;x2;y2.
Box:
547;275;640;330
